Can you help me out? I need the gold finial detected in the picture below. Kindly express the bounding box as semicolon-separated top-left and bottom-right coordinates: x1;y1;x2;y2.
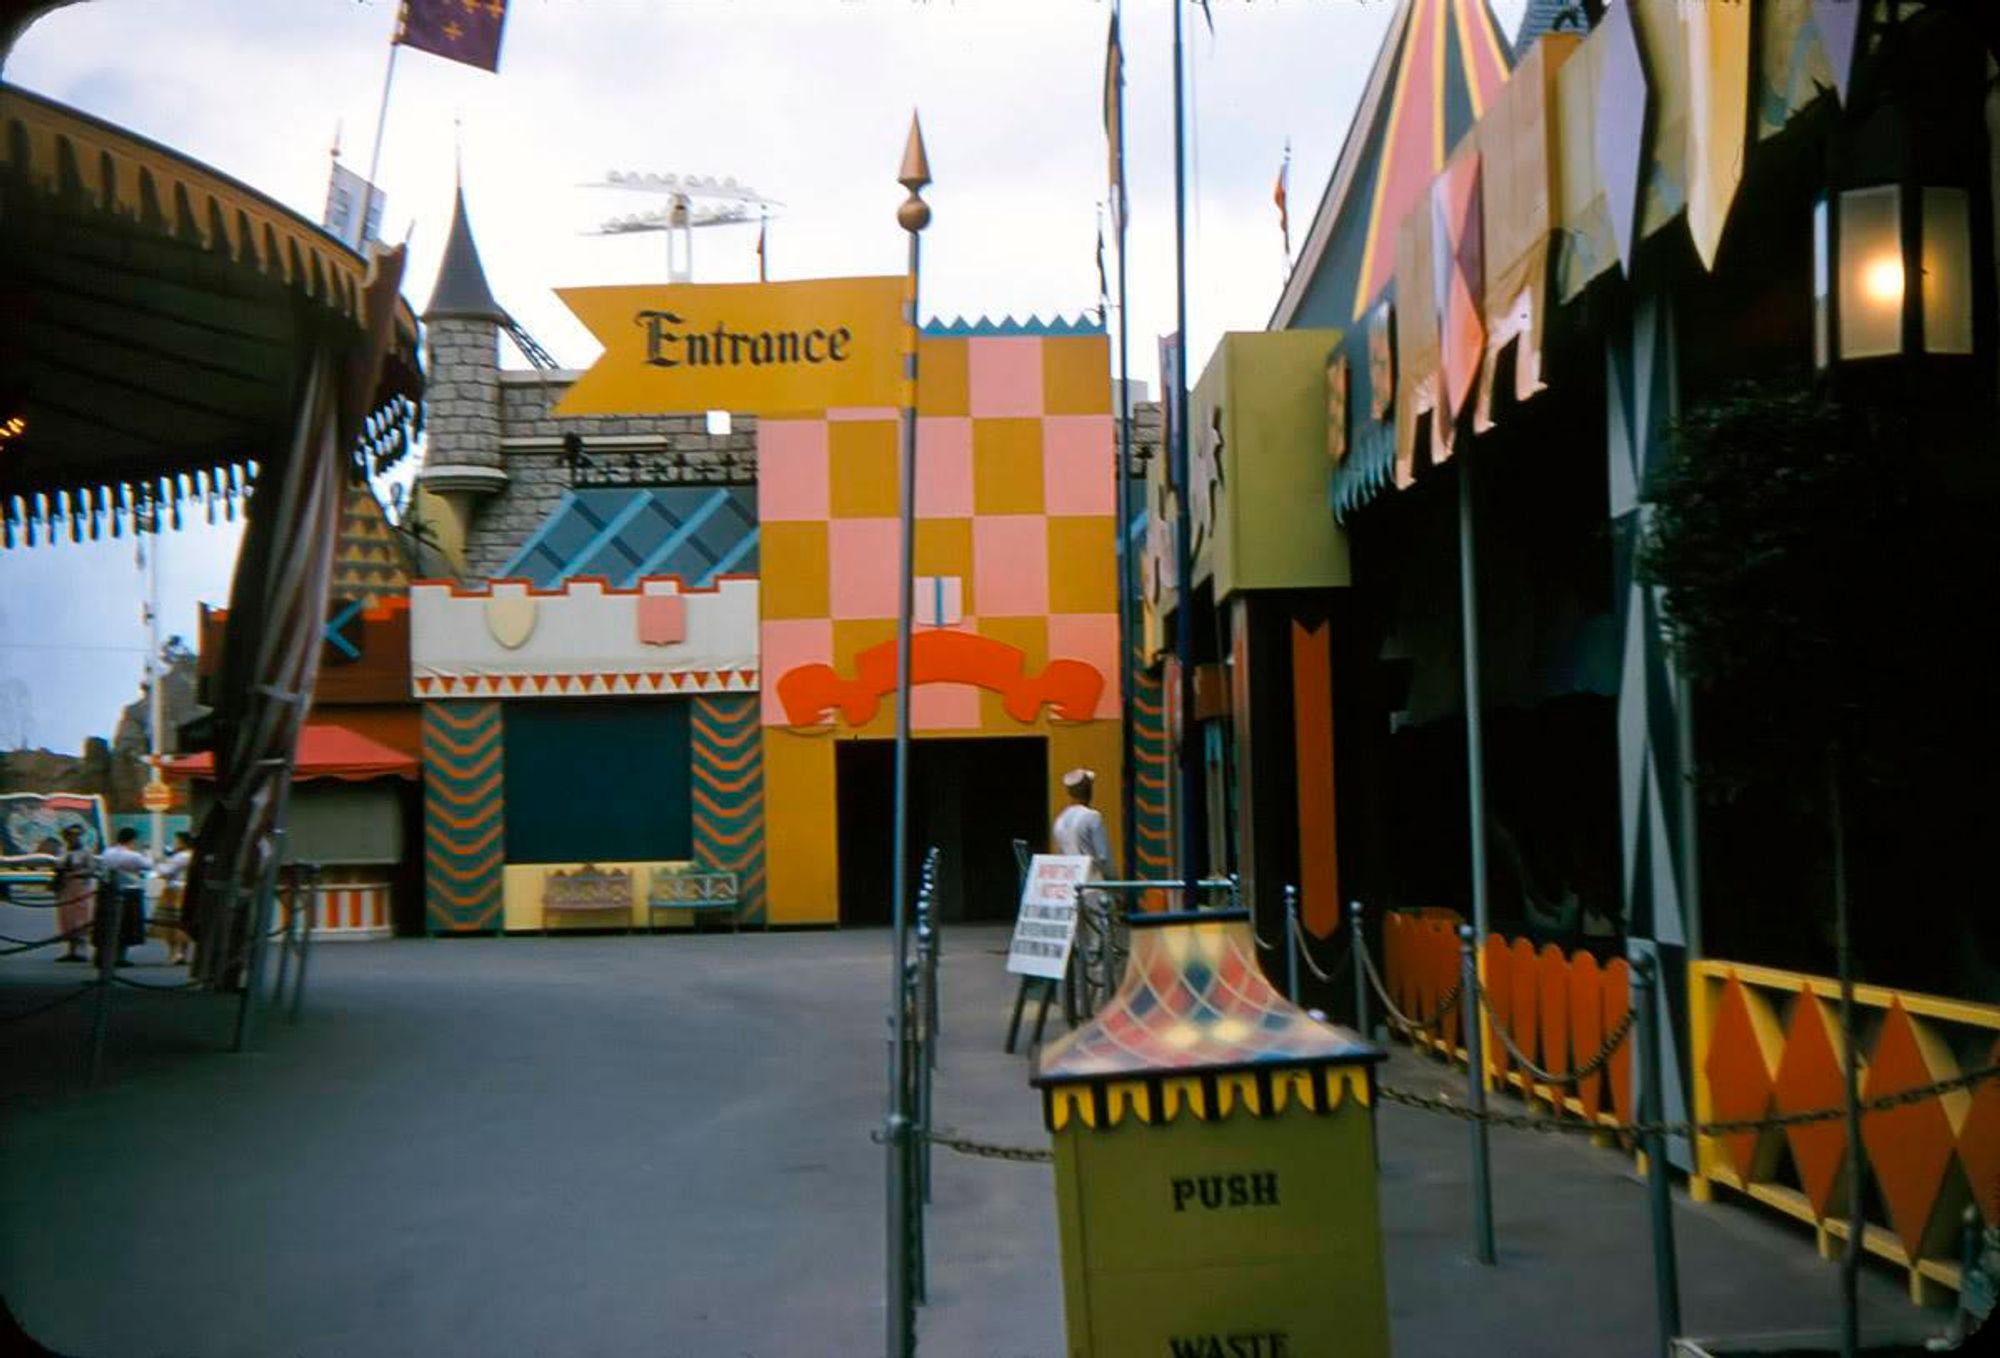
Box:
897;110;931;234
898;111;930;191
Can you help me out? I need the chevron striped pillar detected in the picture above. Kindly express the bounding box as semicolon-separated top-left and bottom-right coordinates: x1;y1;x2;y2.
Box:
691;694;766;926
423;701;505;934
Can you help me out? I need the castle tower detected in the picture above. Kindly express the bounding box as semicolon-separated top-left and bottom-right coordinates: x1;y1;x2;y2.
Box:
414;185;510;572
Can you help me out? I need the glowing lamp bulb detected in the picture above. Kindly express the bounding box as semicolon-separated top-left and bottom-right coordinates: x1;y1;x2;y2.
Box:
1861;255;1905;305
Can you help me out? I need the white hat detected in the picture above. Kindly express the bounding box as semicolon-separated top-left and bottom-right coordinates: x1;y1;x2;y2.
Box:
1062;768;1096;789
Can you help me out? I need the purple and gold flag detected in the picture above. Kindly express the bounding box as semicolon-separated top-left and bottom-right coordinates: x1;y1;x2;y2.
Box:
397;0;508;74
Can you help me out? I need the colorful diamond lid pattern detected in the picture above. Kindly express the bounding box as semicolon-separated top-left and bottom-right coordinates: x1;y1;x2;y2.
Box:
1033;913;1376;1086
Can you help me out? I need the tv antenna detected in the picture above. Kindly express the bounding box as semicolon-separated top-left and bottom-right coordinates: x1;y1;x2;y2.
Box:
584;170;783;283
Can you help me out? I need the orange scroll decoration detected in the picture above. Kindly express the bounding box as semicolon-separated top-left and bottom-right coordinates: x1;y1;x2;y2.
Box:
775;631;1104;728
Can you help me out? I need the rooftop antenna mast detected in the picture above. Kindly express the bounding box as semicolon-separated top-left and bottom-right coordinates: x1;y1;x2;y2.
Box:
583;171;783;283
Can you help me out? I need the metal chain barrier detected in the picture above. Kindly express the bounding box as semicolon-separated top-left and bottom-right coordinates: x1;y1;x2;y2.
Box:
108;971;208;992
1470;975;1638;1087
1357;936;1461;1039
919;1127;1054;1164
900;1063;2000;1171
1289;911;1348;985
0;924;92;956
0;981;96;1023
1379;1061;2000;1141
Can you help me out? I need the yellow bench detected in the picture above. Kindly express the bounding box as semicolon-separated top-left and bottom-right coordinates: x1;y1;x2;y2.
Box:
541;866;634;932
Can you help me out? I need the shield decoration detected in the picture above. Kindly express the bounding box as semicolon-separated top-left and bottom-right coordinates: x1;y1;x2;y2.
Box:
484;592;537;650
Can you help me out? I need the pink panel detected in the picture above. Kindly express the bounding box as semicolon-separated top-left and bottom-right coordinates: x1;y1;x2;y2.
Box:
636;594;687;645
967;337;1045;417
911;682;982;731
760;618;835;726
916;417;974;517
757;420;830;522
828;518;901;620
1042;415;1116;516
1047;612;1121;719
972;515;1048;617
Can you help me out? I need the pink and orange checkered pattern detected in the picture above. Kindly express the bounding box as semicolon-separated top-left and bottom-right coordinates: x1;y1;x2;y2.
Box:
759;332;1121;732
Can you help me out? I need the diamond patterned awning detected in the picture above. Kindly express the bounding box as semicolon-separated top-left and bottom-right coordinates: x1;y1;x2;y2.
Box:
1034;911;1378;1106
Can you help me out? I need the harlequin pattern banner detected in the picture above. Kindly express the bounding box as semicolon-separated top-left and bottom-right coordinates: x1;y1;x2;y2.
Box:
554;277;905;418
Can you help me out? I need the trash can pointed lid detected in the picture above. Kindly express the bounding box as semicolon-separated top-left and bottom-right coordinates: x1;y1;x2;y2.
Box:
1033;909;1380;1089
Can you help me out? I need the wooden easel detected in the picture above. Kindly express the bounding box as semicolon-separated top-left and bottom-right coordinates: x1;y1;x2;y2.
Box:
1004;974;1059;1054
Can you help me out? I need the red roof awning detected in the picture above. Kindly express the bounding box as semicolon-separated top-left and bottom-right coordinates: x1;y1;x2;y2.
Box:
167;723;418;783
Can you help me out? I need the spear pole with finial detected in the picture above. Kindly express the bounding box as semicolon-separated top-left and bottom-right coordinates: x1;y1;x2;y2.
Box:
884;109;931;1358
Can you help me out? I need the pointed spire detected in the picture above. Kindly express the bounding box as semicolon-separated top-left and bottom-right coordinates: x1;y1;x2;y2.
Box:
423;184;509;324
898;112;930;192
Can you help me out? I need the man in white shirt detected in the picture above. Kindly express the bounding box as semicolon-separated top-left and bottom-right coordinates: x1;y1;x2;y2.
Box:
96;827;152;968
1052;768;1113;878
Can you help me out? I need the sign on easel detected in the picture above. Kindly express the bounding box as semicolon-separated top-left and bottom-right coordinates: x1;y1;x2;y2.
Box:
1006;854;1090;980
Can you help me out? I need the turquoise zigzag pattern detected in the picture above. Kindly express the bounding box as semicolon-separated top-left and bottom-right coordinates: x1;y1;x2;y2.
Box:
690;694;765;927
920;313;1104;337
423;701;505;934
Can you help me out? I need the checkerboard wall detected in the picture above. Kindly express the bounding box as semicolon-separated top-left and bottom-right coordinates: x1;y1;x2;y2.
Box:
758;333;1121;733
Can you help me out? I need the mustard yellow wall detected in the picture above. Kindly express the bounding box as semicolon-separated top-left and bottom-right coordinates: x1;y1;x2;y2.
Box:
1214;330;1352;601
763;729;839;925
501;860;703;932
760;720;1125;926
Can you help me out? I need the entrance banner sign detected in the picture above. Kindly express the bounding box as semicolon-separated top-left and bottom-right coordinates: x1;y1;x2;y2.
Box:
554;277;906;418
1007;854;1091;981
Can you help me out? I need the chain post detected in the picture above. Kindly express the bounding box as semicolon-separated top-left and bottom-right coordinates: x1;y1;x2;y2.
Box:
1283;885;1301;1005
1634;953;1683;1356
1351;901;1369;1037
289;863;317;1023
271;860;297;1007
1460;925;1496;1264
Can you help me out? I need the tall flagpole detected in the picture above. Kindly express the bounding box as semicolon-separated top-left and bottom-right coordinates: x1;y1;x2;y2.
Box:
360;13;405;248
1171;0;1201;903
1111;3;1137;883
885;111;931;1358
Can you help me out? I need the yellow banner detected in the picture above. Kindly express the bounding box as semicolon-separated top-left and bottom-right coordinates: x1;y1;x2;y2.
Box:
554;276;906;417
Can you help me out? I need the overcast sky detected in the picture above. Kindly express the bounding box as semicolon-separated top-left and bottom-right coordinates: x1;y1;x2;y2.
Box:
0;0;1525;755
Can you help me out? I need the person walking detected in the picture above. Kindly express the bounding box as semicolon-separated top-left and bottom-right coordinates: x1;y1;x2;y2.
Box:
51;824;95;963
1053;768;1122;1010
96;828;151;968
1052;768;1113;878
151;830;194;965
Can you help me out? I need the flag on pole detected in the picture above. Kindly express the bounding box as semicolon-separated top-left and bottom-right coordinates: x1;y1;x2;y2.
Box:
323;161;384;250
1274;140;1291;260
756;216;768;282
1095;209;1109;322
1102;6;1126;233
396;0;508;73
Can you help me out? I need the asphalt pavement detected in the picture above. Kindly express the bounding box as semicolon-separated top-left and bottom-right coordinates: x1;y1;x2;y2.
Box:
0;911;1955;1357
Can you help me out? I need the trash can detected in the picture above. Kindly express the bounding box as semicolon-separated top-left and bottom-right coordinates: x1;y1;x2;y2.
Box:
1033;907;1390;1357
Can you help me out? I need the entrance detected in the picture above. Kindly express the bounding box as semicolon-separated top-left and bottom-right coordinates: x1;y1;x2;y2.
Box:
835;736;1048;926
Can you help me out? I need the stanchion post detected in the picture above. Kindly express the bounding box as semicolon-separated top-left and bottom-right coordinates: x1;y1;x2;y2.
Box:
272;862;297;1006
234;840;282;1053
1283;884;1301;1005
1633;954;1683;1357
1460;924;1496;1265
289;864;316;1024
86;885;124;1087
1351;901;1368;1037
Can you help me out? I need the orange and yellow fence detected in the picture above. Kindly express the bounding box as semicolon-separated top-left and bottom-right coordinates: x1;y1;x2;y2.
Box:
1689;960;2000;1303
1381;910;1636;1128
1380;911;2000;1302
